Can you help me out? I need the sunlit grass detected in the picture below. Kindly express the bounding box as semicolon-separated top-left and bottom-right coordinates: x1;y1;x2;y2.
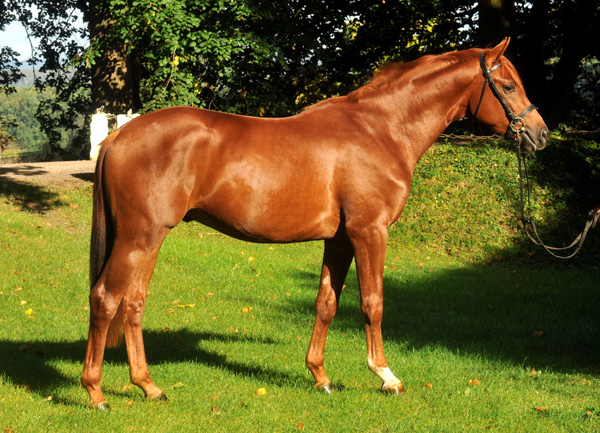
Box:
1;138;599;431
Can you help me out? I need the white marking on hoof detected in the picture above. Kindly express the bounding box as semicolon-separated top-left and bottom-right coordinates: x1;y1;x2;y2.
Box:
368;358;402;389
315;383;332;394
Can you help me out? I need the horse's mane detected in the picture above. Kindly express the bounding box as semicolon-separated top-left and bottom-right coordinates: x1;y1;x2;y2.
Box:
303;48;481;112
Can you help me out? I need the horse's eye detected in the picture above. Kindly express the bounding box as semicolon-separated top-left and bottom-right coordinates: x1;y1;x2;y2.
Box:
503;84;516;93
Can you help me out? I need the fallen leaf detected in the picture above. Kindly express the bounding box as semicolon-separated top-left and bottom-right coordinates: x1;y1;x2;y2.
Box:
25;308;33;316
126;400;134;407
468;378;480;387
256;387;267;396
533;406;547;412
168;308;175;314
45;395;53;401
248;256;255;263
423;382;433;389
20;300;28;306
242;306;254;314
297;423;304;430
177;303;196;308
533;330;545;337
122;385;133;391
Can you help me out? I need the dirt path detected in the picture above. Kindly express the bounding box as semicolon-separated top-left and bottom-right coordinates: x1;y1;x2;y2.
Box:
0;160;96;189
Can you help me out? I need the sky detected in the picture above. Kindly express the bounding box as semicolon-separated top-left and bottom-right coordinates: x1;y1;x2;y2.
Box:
0;21;38;63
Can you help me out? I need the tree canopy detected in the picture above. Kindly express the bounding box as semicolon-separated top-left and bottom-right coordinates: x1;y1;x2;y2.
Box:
0;0;599;157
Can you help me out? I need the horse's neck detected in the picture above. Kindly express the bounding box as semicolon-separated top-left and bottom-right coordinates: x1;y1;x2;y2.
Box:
366;61;476;164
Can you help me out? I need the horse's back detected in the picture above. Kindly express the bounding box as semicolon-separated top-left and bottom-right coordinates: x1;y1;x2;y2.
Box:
101;106;346;242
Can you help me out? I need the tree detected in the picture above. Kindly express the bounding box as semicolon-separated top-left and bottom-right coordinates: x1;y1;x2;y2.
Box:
514;0;600;126
477;0;515;49
0;1;24;93
88;0;141;115
1;0;599;160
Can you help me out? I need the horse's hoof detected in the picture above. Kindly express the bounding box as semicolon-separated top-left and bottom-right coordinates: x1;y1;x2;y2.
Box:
89;401;111;411
315;383;332;394
148;391;169;403
382;382;405;395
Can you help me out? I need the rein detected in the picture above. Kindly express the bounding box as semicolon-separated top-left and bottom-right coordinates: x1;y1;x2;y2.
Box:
474;53;599;258
517;148;599;259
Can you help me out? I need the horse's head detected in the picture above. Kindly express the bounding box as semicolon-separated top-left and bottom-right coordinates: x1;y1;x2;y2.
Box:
469;38;548;153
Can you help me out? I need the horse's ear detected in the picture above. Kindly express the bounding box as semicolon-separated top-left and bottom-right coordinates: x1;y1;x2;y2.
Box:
485;37;510;66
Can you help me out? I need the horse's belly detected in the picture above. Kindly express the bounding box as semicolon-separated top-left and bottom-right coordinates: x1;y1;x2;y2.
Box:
183;204;339;243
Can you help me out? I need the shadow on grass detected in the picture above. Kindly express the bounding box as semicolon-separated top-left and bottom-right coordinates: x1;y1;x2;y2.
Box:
0;176;65;213
290;262;600;376
0;329;306;406
494;135;600;264
1;251;597;407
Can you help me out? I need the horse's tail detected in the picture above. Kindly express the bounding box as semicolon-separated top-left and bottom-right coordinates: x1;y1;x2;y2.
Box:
89;131;123;348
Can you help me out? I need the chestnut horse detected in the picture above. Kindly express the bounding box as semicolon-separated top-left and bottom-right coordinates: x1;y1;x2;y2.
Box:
82;38;548;409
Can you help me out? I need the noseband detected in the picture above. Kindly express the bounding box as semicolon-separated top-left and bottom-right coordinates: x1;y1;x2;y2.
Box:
473;54;537;143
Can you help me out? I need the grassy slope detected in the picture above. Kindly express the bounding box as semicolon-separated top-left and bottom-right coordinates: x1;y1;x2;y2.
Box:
1;136;599;432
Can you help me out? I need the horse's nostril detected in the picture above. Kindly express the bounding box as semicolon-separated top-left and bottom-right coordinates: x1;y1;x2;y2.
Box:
540;127;548;142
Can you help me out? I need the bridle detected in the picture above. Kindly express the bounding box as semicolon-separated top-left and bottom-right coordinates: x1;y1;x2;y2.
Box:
473;53;538;143
473;52;599;259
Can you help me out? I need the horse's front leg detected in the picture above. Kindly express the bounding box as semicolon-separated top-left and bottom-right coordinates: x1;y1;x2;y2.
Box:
306;238;354;393
350;224;404;394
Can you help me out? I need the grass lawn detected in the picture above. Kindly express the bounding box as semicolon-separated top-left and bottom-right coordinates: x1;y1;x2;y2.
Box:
1;140;599;432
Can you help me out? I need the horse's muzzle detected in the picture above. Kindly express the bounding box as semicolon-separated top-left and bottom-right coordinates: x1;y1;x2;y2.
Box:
519;126;548;153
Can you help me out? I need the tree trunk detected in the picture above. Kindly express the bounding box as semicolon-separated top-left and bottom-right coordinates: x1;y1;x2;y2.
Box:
89;0;140;122
545;0;597;125
518;0;550;111
478;0;515;50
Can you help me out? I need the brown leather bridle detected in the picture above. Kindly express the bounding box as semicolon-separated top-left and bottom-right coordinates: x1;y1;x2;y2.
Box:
473;54;538;143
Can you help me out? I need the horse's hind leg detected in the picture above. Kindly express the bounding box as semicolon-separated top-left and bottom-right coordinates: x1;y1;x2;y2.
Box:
122;242;167;402
306;238;354;393
82;232;167;409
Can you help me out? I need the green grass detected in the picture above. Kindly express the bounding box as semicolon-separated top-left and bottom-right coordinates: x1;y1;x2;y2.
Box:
1;137;599;432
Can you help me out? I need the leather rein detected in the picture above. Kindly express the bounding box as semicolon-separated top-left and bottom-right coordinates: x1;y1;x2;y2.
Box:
474;53;599;259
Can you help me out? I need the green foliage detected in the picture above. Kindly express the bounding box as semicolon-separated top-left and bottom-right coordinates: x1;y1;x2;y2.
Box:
35;69;91;159
84;0;357;116
2;0;599;159
0;88;46;151
0;115;17;152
